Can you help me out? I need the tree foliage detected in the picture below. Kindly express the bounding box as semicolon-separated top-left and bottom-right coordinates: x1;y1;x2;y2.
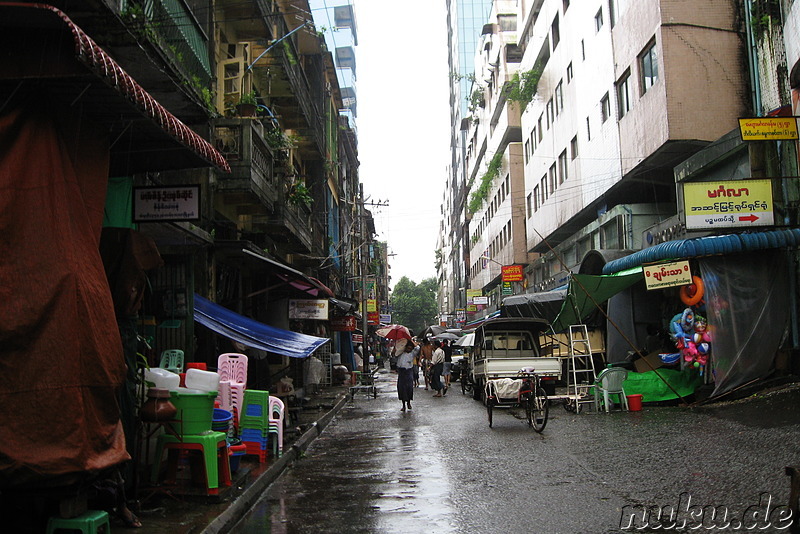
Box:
390;276;438;336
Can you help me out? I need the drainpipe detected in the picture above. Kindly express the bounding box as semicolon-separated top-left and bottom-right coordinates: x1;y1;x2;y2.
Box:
743;0;763;114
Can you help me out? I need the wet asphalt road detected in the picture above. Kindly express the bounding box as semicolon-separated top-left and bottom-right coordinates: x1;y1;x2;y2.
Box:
234;373;800;533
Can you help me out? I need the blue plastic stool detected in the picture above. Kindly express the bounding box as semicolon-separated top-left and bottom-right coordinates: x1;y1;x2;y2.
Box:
46;509;110;534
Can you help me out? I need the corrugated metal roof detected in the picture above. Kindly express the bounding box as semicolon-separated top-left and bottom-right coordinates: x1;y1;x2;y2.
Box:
602;228;800;274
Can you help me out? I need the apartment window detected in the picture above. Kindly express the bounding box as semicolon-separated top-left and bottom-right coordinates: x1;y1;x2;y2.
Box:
586;116;591;140
600;92;610;123
537;115;544;141
531;128;537;152
581;40;585;60
571;135;578;159
563;0;570;12
524;139;530;163
640;39;658;93
551;14;560;50
527;193;533;217
533;185;540;210
498;14;517;32
555;80;563;115
609;0;616;27
546;98;554;127
558;150;568;184
548;163;557;192
616;70;631;118
566;62;573;83
540;175;548;202
595;8;603;32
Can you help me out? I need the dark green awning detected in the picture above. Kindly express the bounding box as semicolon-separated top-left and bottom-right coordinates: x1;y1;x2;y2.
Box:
550;267;644;333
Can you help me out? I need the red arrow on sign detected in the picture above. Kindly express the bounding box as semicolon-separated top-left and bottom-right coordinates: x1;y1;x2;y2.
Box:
739;214;759;223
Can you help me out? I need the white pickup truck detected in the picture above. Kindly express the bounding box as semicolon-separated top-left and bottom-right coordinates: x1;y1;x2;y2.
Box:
470;317;562;400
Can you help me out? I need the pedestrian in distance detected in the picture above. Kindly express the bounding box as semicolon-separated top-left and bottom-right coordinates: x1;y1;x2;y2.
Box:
394;338;415;412
420;338;434;390
441;339;453;395
411;340;421;388
431;340;445;397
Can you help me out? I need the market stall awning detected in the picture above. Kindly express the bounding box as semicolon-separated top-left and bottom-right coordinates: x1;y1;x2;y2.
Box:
194;294;328;359
602;228;800;275
502;288;568;323
0;3;230;175
550;268;644;333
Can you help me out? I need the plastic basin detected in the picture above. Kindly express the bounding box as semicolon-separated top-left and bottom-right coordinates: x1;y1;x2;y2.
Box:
168;389;217;435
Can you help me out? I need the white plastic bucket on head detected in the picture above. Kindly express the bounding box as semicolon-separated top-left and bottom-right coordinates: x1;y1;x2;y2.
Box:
144;368;181;390
185;368;220;392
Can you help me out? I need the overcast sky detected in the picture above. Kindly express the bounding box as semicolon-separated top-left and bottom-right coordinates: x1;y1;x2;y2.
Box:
354;0;451;288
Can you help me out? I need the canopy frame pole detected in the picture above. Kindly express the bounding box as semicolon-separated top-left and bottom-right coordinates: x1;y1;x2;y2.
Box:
533;229;690;405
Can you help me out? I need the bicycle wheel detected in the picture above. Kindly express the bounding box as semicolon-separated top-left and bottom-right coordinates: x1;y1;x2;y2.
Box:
530;387;549;433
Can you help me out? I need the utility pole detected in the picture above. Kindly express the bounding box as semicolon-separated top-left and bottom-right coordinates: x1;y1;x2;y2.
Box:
359;184;368;370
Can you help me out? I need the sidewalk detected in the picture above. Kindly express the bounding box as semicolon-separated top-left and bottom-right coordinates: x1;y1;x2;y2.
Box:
133;383;352;534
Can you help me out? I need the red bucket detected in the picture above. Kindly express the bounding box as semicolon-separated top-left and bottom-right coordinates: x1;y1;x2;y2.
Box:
627;394;643;411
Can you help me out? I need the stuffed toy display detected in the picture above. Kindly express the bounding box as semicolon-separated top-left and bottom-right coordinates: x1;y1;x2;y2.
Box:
669;307;712;376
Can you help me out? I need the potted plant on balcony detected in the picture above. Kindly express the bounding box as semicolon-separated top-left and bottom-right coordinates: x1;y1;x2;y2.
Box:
287;181;312;207
236;91;258;117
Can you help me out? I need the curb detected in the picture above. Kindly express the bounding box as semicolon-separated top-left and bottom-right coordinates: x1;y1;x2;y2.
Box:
200;393;350;534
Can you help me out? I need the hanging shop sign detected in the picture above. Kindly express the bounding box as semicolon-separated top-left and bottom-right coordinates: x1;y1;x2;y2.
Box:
738;117;799;141
466;289;482;303
330;316;357;331
288;299;328;320
379;313;392;324
133;185;200;222
466;304;477;313
367;299;378;313
683;179;773;230
352;334;363;343
501;281;514;295
502;265;524;282
643;260;692;290
367;311;380;325
473;296;489;305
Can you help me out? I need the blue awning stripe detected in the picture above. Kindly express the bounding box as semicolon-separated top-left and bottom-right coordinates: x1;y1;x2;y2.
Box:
193;294;328;359
602;228;800;274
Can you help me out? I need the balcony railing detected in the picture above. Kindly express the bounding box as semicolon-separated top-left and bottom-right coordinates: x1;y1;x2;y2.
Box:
142;0;212;85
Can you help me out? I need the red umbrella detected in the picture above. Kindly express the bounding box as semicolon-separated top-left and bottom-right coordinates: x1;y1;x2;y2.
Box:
375;324;412;340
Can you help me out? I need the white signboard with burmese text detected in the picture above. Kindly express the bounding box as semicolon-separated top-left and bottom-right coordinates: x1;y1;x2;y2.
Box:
643;261;692;290
288;299;329;320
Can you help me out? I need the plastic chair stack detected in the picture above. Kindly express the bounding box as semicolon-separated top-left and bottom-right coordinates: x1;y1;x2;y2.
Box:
238;389;271;462
268;396;285;458
159;349;185;374
217;353;248;425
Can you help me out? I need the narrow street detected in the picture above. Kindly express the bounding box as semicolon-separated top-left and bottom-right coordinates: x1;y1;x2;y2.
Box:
234;372;800;533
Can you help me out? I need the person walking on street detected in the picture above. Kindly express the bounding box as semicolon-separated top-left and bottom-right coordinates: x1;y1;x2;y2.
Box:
420;338;434;390
442;339;453;395
431;340;445;397
395;338;415;412
411;340;421;388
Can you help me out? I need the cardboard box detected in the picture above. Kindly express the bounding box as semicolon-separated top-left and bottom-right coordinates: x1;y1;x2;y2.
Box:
633;351;665;373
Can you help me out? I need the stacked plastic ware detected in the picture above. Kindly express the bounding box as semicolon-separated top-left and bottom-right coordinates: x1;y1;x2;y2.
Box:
268;396;285;458
217;353;248;427
238;389;270;463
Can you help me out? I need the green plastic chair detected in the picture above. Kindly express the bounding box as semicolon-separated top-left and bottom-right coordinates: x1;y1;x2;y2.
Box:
159;349;184;374
46;509;110;534
593;367;629;412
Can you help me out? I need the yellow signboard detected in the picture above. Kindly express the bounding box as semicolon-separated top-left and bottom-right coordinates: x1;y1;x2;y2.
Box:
683;179;773;230
643;261;692;290
367;299;377;313
739;117;799;141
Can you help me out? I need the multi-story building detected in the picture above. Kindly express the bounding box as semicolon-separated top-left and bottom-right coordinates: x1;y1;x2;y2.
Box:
441;0;494;326
0;0;370;505
440;0;800;397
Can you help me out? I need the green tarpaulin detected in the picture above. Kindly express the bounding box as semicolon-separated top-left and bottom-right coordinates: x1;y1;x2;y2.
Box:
623;369;703;402
550;267;644;333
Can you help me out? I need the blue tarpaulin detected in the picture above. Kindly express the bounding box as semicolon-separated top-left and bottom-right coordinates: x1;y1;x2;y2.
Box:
194;294;329;359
